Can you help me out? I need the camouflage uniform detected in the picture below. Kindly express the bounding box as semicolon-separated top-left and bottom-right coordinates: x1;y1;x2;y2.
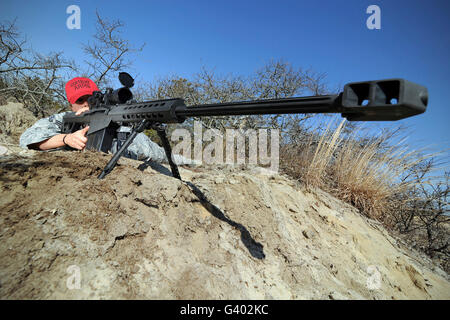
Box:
19;111;193;164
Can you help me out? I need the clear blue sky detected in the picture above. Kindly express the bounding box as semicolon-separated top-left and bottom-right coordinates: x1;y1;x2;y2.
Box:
1;0;449;159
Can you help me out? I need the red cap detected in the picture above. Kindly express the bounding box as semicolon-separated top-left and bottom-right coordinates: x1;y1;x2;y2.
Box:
65;77;99;104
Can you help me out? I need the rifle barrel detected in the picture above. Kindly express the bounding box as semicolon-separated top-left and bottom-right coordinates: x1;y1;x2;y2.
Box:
179;95;340;117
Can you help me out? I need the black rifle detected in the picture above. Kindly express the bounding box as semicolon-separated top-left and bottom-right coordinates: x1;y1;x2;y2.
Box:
62;73;428;180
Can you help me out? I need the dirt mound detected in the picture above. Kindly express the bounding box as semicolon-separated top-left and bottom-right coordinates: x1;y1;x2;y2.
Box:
0;102;37;145
0;148;449;299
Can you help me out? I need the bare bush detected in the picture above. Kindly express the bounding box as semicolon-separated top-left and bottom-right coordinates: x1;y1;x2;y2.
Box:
1;13;143;117
140;60;332;137
82;11;145;87
0;20;75;116
135;60;332;152
389;159;449;271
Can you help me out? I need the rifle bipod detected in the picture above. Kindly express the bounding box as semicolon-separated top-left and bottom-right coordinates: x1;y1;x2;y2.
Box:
98;120;181;180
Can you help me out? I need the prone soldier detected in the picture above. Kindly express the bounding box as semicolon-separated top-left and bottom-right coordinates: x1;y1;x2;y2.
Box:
19;77;193;165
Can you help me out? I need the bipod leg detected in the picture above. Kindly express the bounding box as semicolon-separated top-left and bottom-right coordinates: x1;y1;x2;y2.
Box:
98;119;148;179
153;124;181;180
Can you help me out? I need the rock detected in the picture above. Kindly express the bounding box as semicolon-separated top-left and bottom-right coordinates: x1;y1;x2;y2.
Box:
302;229;316;239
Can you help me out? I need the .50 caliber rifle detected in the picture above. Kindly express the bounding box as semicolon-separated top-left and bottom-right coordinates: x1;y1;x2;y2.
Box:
62;72;428;180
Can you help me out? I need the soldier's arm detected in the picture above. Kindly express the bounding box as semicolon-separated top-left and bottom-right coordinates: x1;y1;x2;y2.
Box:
19;115;64;150
20;113;89;151
29;134;67;150
30;127;90;151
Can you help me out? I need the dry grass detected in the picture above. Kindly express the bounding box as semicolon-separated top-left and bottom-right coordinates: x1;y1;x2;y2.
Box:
280;118;435;223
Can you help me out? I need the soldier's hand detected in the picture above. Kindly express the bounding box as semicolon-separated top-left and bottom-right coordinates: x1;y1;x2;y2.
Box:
75;107;90;116
65;126;90;150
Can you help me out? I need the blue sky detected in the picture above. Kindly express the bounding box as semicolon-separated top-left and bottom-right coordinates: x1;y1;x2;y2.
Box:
1;0;449;159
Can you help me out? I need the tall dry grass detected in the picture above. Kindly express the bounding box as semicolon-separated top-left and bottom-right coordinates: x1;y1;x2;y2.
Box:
281;118;434;223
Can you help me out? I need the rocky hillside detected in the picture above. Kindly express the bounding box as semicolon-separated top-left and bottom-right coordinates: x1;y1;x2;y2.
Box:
0;102;449;299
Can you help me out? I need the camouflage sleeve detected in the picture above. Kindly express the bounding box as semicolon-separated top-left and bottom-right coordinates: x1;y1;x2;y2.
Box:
125;129;195;165
19;112;69;149
127;132;167;162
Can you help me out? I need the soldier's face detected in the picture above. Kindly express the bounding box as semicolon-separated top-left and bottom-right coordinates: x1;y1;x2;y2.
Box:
71;94;91;112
